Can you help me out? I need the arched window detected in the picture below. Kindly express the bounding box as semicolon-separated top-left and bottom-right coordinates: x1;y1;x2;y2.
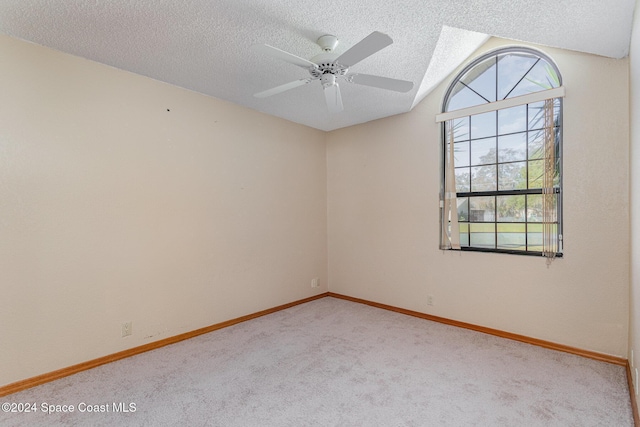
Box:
437;47;563;258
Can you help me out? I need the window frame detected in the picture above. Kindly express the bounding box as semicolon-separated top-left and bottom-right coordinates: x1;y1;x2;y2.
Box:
440;46;564;257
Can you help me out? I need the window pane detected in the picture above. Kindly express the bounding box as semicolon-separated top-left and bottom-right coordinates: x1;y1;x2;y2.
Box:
463;57;497;102
498;105;527;134
508;60;559;99
532;131;561;189
470;138;496;166
528;100;561;131
498;133;527;162
454;141;470;167
542;195;558;222
528;160;544;188
470;223;495;248
528;129;544;160
498;161;526;190
497;223;526;250
527;194;557;222
497;52;538;100
527;195;543;222
471;165;497;192
528;101;545;130
526;224;557;252
506;71;542;99
453;117;469;142
455;168;470;192
553;98;561;121
553;160;560;187
470;111;496;139
459;222;469;247
527;223;543;251
448;83;488;111
469;196;495;222
497;195;525;222
457;197;469;222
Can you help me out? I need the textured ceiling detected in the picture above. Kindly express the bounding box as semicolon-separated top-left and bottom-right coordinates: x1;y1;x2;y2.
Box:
0;0;636;131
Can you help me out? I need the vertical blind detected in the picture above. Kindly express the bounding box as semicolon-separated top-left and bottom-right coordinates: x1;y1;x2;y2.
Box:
441;121;461;250
542;98;557;259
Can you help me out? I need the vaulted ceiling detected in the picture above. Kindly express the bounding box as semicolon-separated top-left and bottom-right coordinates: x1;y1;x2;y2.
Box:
0;0;636;131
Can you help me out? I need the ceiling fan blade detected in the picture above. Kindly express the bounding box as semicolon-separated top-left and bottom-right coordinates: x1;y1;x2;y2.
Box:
254;78;312;98
253;44;317;69
335;31;393;67
349;73;414;93
323;83;344;113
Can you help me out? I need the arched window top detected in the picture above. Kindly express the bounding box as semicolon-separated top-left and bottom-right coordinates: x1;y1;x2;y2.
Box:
444;47;562;113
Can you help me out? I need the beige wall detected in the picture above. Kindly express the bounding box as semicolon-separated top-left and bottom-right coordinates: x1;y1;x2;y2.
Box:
0;35;327;387
629;0;640;410
327;38;630;357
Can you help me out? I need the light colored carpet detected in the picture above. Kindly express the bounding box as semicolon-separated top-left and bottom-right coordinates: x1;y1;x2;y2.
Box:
1;297;633;426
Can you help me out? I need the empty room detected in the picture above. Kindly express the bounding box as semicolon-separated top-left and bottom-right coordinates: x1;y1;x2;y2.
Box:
2;0;640;425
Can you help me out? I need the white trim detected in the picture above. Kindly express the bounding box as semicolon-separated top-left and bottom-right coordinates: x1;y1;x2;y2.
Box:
435;86;565;123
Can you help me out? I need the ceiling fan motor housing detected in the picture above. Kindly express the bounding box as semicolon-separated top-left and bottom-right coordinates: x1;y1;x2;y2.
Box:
310;61;348;79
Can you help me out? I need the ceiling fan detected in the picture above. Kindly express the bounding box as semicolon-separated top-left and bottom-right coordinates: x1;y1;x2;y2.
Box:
253;31;414;113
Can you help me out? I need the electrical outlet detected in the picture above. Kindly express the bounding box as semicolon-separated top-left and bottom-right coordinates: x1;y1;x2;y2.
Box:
122;321;132;337
427;295;434;306
311;277;319;288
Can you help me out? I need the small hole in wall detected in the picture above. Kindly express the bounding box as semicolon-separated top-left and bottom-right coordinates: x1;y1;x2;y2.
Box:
166;109;170;112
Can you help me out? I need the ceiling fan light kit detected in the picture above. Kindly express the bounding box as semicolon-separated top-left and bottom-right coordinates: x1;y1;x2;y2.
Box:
253;31;414;113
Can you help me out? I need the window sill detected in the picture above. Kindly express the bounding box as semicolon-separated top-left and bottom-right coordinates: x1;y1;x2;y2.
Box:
447;247;563;258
